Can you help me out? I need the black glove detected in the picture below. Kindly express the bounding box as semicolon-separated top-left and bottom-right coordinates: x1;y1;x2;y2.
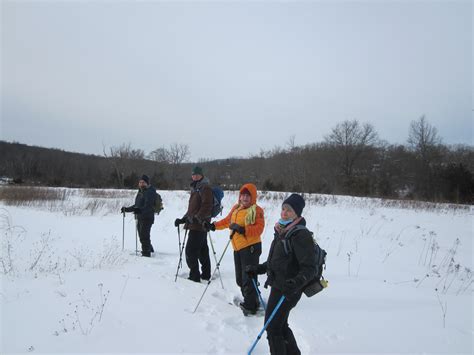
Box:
121;206;134;213
282;275;306;296
202;221;216;231
121;207;126;214
245;264;266;277
229;223;245;235
174;218;185;227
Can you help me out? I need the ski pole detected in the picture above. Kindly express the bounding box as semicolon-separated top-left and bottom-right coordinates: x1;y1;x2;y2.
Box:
177;225;181;254
251;278;266;311
135;217;139;256
193;232;234;314
248;295;285;355
122;211;125;251
208;231;224;289
174;229;188;282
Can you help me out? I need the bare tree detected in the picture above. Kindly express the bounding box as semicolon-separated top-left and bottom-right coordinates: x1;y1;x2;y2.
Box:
147;143;190;188
168;143;190;165
407;115;442;199
148;143;190;165
325;120;379;183
103;143;145;187
148;147;170;164
109;143;145;160
408;115;441;164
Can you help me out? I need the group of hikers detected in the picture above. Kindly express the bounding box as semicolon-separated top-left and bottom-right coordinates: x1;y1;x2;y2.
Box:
121;166;318;355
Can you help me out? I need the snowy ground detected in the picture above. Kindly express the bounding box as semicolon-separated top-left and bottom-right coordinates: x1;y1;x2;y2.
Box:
1;188;472;354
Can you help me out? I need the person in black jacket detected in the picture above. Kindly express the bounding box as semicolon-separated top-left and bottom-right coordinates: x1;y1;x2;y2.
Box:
121;175;157;257
174;166;213;282
246;194;316;355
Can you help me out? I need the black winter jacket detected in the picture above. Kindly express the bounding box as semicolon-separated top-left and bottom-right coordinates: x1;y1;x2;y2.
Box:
263;218;317;295
127;186;157;221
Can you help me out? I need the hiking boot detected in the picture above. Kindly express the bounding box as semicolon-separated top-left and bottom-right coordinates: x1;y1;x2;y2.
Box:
187;276;201;283
200;273;211;281
239;302;257;316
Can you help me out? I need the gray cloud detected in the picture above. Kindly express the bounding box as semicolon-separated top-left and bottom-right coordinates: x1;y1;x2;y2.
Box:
2;0;472;160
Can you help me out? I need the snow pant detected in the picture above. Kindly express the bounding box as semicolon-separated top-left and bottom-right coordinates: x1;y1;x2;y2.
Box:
185;230;211;281
233;242;262;311
137;218;154;256
265;287;302;355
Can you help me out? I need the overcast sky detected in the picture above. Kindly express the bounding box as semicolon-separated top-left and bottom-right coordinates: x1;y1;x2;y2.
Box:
1;0;472;161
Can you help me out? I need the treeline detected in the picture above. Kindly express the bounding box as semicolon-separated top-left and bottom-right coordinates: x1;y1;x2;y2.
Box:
1;117;473;204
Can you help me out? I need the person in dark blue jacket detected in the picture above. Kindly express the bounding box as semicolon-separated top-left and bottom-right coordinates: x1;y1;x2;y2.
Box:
121;175;157;257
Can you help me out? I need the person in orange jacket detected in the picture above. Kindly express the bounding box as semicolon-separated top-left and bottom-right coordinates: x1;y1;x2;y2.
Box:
205;183;265;315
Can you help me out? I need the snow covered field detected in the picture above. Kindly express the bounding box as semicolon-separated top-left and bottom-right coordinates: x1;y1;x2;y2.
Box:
1;188;472;354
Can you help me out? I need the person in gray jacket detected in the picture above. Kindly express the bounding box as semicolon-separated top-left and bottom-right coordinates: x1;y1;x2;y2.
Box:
121;175;157;257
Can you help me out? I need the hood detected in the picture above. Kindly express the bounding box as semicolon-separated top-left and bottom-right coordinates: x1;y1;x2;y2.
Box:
239;183;258;205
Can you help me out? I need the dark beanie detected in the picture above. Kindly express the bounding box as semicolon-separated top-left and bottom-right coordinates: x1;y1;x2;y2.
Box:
140;175;150;184
282;194;305;217
192;166;203;176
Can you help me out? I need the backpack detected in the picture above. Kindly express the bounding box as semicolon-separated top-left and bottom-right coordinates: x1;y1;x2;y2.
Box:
210;186;224;218
154;192;164;215
283;225;328;297
196;185;224;218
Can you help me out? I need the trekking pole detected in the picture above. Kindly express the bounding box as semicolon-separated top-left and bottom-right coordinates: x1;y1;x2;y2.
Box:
193;232;235;314
122;211;125;251
208;231;225;289
248;295;285;355
135;217;138;256
174;229;188;282
251;278;266;311
177;225;181;254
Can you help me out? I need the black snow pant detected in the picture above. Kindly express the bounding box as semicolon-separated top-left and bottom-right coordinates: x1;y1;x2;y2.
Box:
137;218;154;256
234;242;262;311
265;287;302;355
185;230;211;281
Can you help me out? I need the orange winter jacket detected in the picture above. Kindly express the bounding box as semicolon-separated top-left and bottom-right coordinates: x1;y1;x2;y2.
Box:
214;183;265;251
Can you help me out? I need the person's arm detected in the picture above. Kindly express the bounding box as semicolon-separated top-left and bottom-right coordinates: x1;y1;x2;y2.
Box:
214;205;237;230
289;230;317;288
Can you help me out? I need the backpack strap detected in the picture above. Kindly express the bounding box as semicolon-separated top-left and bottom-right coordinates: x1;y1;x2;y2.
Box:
281;225;309;255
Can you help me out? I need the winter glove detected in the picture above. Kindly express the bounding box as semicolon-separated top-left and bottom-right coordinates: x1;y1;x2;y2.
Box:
245;264;266;277
229;223;245;235
121;207;126;213
174;218;185;227
282;275;307;296
202;221;216;232
122;206;134;213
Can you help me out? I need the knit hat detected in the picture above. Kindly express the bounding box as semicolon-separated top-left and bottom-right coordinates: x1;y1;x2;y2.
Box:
282;194;305;217
140;175;150;184
191;166;203;176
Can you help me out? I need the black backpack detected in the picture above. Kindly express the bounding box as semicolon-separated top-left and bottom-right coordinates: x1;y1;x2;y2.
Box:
283;225;328;297
154;192;164;215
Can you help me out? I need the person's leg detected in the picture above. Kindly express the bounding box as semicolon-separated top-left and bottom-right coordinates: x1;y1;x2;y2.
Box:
185;230;201;281
240;243;261;311
265;288;301;355
138;219;152;256
197;231;211;280
234;250;243;289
